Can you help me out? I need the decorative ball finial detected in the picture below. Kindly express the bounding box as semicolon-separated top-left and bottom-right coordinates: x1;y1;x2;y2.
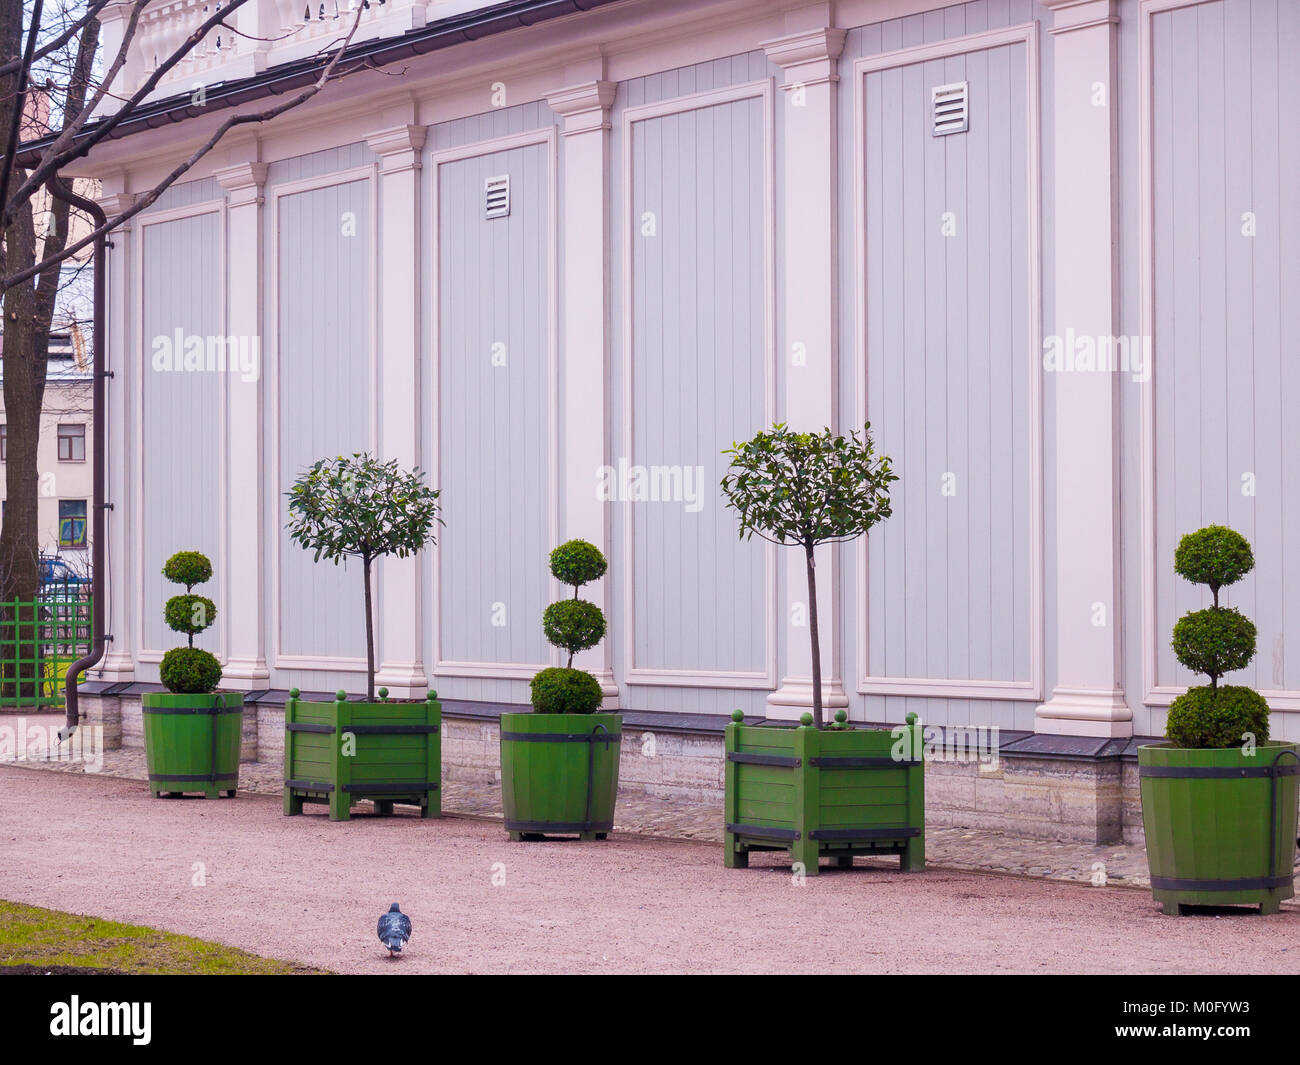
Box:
799;712;813;727
731;708;745;723
834;709;848;724
335;689;348;702
906;711;918;725
289;687;300;700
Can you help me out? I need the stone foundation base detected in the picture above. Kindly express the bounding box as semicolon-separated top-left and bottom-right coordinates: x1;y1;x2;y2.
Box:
83;687;1148;843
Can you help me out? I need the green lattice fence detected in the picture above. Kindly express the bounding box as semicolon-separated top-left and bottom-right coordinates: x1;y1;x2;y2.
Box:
0;588;93;707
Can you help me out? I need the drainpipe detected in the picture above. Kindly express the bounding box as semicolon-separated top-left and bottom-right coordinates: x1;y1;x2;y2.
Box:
47;177;108;741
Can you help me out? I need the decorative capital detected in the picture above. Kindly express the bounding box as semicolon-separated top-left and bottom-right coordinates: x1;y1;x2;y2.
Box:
214;161;269;207
366;124;427;172
1039;0;1117;34
760;27;847;87
96;190;138;219
546;81;616;135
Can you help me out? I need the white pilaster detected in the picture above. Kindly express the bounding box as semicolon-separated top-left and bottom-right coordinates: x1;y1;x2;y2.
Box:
94;186;137;682
214;160;270;689
547;79;618;706
1035;0;1132;737
366;124;429;699
761;27;849;719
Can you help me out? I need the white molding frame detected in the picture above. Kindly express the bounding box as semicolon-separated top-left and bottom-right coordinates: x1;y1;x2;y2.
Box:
133;197;229;666
1137;0;1300;713
619;78;779;690
266;163;380;673
851;22;1045;702
427;126;561;682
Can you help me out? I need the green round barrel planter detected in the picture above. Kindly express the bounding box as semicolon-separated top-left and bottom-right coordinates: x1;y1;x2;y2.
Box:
141;692;244;798
500;712;622;840
1138;741;1299;915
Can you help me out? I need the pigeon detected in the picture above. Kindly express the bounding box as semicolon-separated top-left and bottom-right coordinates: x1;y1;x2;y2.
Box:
377;903;411;956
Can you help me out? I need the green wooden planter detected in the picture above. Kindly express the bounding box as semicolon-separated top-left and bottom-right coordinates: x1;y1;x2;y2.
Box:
499;712;621;840
1138;741;1298;915
724;710;925;875
141;692;244;798
283;688;441;822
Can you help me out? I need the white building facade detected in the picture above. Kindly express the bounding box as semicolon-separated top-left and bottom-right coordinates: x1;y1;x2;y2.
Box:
73;0;1300;748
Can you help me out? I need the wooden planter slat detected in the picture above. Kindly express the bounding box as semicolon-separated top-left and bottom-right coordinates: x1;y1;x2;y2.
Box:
283;691;442;822
725;713;925;875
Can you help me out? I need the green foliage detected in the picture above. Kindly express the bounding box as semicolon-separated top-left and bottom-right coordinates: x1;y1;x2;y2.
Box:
721;423;896;727
720;423;897;548
1165;685;1270;749
529;666;603;715
1166;525;1268;748
549;540;608;588
534;541;609;710
285;453;442;567
164;594;216;639
1174;525;1254;599
285;454;442;700
162;551;212;590
159;647;222;695
1171;607;1256;682
542;599;606;658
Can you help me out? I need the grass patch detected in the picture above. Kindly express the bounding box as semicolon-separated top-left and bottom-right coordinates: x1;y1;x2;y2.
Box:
0;900;326;974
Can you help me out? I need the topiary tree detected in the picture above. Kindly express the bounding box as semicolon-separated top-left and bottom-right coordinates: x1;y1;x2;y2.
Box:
531;540;607;714
159;550;222;694
286;454;441;702
1165;525;1269;748
721;423;896;728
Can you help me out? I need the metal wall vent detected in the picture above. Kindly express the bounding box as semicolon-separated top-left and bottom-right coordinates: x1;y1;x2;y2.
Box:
485;175;510;219
932;81;969;136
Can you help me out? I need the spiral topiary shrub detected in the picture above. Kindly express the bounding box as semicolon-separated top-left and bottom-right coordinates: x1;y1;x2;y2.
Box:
160;549;220;694
1138;525;1296;916
530;539;609;713
1165;525;1266;748
502;540;620;841
141;550;242;800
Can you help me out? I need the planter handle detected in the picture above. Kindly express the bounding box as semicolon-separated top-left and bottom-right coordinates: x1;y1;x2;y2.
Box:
1269;747;1300;889
584;722;612;831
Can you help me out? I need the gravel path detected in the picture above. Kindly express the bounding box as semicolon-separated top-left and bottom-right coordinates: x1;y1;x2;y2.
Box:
3;766;1297;974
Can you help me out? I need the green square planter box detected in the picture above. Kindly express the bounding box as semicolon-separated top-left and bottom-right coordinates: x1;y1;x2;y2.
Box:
283;688;442;822
1138;741;1298;915
141;692;244;798
724;710;924;875
500;712;621;840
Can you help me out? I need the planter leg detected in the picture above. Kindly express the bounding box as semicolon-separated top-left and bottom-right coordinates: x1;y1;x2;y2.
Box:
724;832;748;869
793;840;820;878
1260;895;1282;916
202;785;221;800
579;830;601;841
1160;900;1183;916
901;836;925;872
283;790;303;816
328;791;351;822
508;830;523;842
422;788;441;819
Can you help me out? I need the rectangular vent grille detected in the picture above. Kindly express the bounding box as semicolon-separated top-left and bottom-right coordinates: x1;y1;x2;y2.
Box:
932;82;969;136
485;175;510;219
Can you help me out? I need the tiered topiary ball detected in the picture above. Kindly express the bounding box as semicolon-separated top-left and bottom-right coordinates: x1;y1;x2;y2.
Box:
158;550;222;694
530;540;607;714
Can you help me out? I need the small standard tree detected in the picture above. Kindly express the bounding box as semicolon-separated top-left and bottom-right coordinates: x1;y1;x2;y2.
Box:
286;454;441;702
721;423;896;728
1166;525;1269;748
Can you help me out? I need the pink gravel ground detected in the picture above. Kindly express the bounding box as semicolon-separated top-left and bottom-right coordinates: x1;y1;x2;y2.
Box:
2;765;1297;974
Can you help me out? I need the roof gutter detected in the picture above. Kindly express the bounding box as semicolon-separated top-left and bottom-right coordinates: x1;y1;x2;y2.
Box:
16;0;624;166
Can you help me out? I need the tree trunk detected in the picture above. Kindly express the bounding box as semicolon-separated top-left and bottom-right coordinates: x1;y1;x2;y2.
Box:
805;541;823;729
362;555;375;702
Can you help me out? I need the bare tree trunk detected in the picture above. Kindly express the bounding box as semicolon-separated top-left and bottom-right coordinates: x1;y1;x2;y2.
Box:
805;541;823;729
362;554;375;703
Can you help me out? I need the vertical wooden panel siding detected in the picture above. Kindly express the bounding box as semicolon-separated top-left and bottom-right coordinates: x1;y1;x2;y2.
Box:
276;179;371;660
863;41;1033;684
436;143;552;670
628;93;768;676
141;211;223;652
1151;0;1300;693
